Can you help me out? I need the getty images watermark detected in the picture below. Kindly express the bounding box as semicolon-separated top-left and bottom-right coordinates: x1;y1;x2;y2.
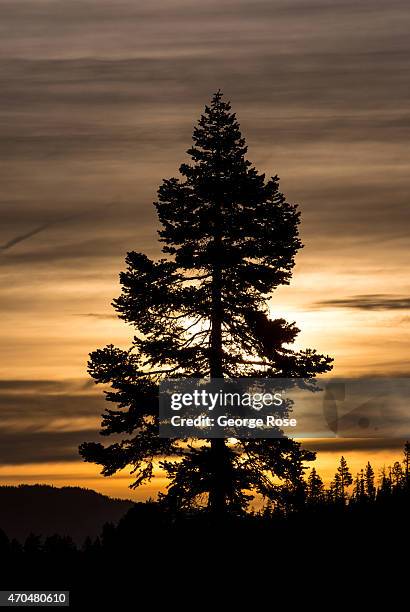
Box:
159;377;410;439
169;386;296;431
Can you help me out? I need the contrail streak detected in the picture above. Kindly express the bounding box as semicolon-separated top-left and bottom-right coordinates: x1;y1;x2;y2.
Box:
0;223;53;251
0;202;118;253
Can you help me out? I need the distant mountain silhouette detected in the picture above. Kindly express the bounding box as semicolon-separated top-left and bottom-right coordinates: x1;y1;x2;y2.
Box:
0;485;134;545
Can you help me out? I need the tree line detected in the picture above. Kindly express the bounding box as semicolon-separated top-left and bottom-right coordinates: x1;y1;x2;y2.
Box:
1;442;408;556
268;441;410;515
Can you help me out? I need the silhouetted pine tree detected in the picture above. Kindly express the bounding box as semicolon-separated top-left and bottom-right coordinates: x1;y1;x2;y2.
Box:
79;91;332;515
377;466;392;500
364;461;376;500
391;461;404;489
306;467;324;504
275;444;311;513
329;472;343;504
352;470;365;502
337;456;353;503
403;441;410;487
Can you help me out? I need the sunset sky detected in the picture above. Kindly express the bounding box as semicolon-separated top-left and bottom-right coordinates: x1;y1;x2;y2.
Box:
0;0;409;500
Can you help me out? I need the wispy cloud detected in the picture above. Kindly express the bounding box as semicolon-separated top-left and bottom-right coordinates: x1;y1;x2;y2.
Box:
0;203;119;255
74;313;117;320
0;380;106;464
0;223;53;252
304;438;406;454
0;429;99;464
313;294;410;311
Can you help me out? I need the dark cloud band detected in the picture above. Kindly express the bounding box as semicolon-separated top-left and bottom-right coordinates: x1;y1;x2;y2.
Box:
314;294;410;311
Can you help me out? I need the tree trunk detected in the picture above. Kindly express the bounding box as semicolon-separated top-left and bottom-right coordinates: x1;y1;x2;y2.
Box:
208;233;227;516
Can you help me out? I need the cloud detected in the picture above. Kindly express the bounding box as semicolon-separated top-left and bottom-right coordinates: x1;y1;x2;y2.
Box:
303;438;407;454
313;294;410;311
0;429;99;464
75;313;117;320
0;386;105;424
0;380;69;393
0;236;129;268
0;223;54;252
0;203;119;255
0;380;108;464
1;0;409;257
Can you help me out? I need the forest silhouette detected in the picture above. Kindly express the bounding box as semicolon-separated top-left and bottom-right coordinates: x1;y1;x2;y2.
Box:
1;443;409;557
2;441;410;608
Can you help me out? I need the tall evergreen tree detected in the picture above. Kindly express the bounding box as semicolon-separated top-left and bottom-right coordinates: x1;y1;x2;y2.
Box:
391;461;404;489
306;467;325;504
79;91;332;514
364;461;376;500
403;441;410;486
352;470;365;502
378;466;392;499
329;472;343;504
336;456;353;503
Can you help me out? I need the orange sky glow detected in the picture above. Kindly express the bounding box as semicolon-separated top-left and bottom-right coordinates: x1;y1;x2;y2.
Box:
0;0;409;502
